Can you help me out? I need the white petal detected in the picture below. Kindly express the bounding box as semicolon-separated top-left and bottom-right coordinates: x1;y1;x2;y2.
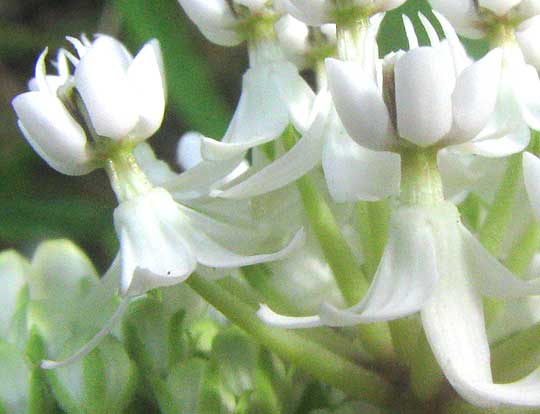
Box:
177;131;204;170
283;0;333;25
461;225;540;298
512;61;540;131
449;48;502;143
395;46;455;146
197;25;243;46
133;142;178;186
432;11;474;74
12;92;94;175
524;151;540;222
322;114;401;202
423;257;540;408
418;13;440;47
127;39;166;140
326;58;396;151
113;188;198;296
259;203;457;328
402;14;419;49
177;0;238;31
181;206;306;267
75;36;139;139
479;0;521;16
421;238;494;407
166;154;247;200
257;304;324;328
214;92;330;199
275;15;309;58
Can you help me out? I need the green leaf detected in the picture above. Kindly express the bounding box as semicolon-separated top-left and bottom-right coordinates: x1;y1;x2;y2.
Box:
115;0;232;137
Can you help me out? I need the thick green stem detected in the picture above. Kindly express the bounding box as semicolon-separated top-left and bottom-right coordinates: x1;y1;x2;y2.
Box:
478;153;523;257
219;273;367;363
505;224;540;276
281;126;395;361
399;148;444;206
186;274;398;407
356;200;391;280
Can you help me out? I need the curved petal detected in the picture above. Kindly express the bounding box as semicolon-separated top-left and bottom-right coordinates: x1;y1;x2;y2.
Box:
449;48;502;143
197;25;243;46
127;39;166;140
177;131;204;170
75;36;138;139
523;152;540;222
395;46;455;146
188;226;306;268
113;188;198;296
214;92;330;199
177;0;237;30
259;203;457;328
12;92;94;175
326;58;396;152
479;0;521;16
422;239;540;408
461;225;540;298
512;61;540;131
322;114;401;202
202;65;295;160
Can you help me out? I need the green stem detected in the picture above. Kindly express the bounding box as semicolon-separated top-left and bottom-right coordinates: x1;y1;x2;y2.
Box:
504;223;540;276
218;274;367;363
399;148;443;206
356;200;391;280
478;153;523;257
281;126;395;361
186;274;397;407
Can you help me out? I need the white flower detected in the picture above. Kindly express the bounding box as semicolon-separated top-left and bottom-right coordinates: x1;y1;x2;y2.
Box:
274;14;310;65
207;15;401;202
516;16;540;70
112;186;304;297
259;201;540;408
328;13;515;153
12;36;166;175
201;51;315;161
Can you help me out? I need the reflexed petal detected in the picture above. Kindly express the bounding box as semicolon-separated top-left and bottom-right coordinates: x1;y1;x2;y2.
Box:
423;262;540;408
432;11;473;74
113;188;198;296
395;46;455;146
197;26;243;46
12;92;94;175
215;92;330;199
461;225;540;298
260;203;455;328
127;39;166;140
275;15;309;59
322;114;401;202
326;58;396;151
177;131;204;170
449;48;502;143
421;239;494;407
177;0;238;30
523;152;540;222
512;62;540;131
75;36;139;139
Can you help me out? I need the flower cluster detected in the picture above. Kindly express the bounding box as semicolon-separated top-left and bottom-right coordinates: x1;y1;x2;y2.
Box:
6;0;540;412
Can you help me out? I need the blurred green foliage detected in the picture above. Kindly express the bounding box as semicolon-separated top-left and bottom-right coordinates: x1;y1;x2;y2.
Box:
0;0;490;270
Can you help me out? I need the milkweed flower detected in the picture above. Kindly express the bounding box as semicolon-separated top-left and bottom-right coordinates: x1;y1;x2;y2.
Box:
11;35;165;175
259;14;540;409
12;36;305;369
